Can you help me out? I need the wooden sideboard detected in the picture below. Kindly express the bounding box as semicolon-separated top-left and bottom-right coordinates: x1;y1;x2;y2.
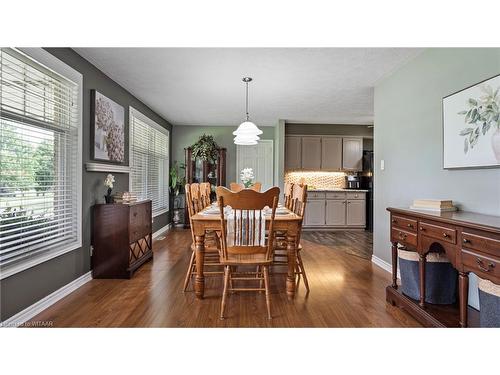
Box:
92;200;153;279
386;207;500;327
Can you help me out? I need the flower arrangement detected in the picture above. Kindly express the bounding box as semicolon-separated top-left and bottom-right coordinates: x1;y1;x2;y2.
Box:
191;134;219;162
104;174;115;203
240;168;254;188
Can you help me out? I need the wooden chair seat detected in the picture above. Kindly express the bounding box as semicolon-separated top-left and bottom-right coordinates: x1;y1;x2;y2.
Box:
222;251;273;265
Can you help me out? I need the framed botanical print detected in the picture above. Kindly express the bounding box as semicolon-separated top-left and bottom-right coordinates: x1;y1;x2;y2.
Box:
91;90;125;163
443;74;500;169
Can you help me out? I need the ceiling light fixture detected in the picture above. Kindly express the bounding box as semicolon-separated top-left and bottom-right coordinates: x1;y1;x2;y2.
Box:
234;77;262;145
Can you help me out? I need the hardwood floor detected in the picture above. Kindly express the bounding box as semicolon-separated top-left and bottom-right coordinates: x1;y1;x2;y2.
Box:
28;229;420;327
302;230;373;260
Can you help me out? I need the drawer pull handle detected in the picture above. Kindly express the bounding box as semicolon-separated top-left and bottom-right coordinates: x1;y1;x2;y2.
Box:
476;258;495;273
392;219;397;223
407;223;413;228
463;238;470;244
398;232;407;240
443;233;449;238
419;227;425;231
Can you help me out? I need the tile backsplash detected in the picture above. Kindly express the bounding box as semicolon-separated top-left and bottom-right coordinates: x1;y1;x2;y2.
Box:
284;171;347;189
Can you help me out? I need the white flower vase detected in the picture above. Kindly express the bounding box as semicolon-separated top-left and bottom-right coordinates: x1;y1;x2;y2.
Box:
492;128;500;163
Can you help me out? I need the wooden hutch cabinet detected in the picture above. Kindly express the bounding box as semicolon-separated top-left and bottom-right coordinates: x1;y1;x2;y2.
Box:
92;200;153;279
184;147;226;228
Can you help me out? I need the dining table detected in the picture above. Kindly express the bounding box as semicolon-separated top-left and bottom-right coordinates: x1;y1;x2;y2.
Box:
190;204;303;300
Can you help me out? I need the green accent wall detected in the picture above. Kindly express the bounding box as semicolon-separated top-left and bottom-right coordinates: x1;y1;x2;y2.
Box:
171;125;275;186
374;48;500;309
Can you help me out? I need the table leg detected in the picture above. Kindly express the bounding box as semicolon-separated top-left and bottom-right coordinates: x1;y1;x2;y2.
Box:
194;234;206;299
459;272;469;328
391;242;398;288
286;234;297;300
419;253;426;307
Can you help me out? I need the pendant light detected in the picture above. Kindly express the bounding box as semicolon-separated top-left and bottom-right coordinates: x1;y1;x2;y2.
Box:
234;77;262;145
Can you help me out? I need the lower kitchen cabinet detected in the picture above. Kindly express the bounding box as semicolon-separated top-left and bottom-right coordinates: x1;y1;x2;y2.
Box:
325;200;346;226
305;199;326;226
303;191;366;229
346;199;366;226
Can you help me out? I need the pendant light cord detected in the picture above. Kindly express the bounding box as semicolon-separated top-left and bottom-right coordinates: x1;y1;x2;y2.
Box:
245;80;249;121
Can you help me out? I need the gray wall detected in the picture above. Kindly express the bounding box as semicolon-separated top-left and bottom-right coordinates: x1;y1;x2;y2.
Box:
374;48;500;308
171;125;275;185
1;48;173;321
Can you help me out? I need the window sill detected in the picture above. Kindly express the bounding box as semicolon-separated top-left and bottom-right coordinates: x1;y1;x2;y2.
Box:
0;241;83;280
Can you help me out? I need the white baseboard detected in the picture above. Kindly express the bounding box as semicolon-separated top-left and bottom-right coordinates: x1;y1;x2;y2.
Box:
1;271;92;328
371;255;400;279
152;223;172;239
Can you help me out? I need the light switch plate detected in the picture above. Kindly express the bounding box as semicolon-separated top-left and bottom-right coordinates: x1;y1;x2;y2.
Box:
380;159;385;170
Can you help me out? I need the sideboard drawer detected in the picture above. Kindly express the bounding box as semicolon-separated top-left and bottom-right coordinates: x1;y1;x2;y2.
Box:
419;221;456;244
391;215;418;232
462;231;500;258
391;228;418;248
461;249;499;280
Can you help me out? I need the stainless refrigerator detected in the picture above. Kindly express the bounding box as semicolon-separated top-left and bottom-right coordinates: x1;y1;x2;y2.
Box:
360;151;373;231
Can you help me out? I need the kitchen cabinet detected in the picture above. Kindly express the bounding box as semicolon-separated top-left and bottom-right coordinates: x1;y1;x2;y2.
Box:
304;199;326;226
325;200;346;226
303;191;366;229
342;137;363;171
285;136;301;170
321;137;342;170
346;199;366;226
301;137;322;169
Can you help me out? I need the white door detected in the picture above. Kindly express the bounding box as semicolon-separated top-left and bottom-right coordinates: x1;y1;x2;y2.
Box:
236;140;274;191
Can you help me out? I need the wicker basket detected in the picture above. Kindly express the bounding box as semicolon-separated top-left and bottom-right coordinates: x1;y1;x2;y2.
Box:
478;278;500;328
398;249;457;304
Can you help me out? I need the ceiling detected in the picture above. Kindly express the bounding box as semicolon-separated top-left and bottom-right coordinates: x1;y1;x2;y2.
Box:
75;48;422;127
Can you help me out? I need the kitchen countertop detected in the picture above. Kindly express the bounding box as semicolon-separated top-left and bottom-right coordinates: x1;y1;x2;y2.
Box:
307;188;369;193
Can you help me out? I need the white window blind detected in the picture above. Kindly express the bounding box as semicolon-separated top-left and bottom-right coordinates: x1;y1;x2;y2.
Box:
129;108;169;216
0;48;82;277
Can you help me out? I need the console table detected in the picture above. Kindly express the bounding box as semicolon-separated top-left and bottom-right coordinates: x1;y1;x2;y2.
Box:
386;207;500;327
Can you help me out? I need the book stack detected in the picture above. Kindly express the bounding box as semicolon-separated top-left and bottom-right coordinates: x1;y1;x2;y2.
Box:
410;199;457;212
113;192;138;204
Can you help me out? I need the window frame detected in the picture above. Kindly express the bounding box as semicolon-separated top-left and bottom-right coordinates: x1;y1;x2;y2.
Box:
0;48;83;280
129;107;169;217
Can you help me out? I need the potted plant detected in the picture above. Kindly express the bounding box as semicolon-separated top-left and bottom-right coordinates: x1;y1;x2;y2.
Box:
170;161;186;226
104;174;115;203
240;168;255;188
191;134;219;162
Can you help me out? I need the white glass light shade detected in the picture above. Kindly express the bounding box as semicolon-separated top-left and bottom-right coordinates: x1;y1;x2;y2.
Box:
234;133;260;145
232;121;263;136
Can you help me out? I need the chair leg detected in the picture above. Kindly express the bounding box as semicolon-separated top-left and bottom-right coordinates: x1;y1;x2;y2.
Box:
220;266;230;320
256;265;263;291
183;251;196;292
297;252;310;292
263;266;272;320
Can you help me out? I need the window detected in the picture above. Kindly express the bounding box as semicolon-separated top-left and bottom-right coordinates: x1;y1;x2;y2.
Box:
0;48;82;279
129;108;169;216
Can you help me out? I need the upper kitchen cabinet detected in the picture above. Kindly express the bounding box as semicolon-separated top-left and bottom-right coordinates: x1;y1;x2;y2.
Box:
285;136;302;170
321;136;342;170
342;137;363;171
301;137;322;169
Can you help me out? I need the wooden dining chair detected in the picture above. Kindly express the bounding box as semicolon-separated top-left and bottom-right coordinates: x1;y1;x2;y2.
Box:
252;182;262;192
200;182;212;207
290;184;310;292
216;186;280;320
229;182;244;192
272;184;310;292
183;183;222;292
284;182;294;209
